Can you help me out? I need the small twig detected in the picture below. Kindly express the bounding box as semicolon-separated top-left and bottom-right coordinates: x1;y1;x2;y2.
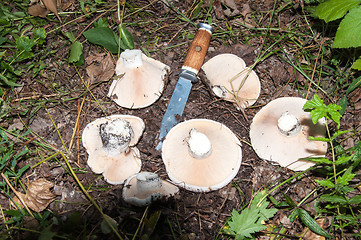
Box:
306;38;326;100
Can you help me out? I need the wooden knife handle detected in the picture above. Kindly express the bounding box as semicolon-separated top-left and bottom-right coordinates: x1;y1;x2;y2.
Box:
182;23;213;74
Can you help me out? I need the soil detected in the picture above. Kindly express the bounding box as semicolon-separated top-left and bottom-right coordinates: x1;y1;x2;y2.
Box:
2;0;361;239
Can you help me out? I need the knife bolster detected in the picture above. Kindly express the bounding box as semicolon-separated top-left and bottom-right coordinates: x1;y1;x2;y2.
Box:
179;69;198;83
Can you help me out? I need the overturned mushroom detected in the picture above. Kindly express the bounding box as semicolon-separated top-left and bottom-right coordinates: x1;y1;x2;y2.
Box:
82;115;145;184
250;97;328;171
201;53;260;109
108;49;170;109
122;172;179;206
162;119;242;192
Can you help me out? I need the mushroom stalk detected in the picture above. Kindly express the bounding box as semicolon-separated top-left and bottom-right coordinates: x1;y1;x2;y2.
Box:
136;172;162;192
121;49;143;69
186;128;212;159
277;112;302;136
99;119;134;156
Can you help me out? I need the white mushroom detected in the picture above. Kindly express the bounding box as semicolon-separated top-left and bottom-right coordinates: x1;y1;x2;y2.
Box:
201;53;260;109
82;115;145;184
122;171;179;207
162;119;242;192
108;49;170;109
250;97;328;171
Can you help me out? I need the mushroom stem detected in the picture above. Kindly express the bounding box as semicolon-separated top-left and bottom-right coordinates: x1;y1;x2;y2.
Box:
277;112;302;136
136;172;162;192
121;49;143;69
186;128;212;159
99;119;134;156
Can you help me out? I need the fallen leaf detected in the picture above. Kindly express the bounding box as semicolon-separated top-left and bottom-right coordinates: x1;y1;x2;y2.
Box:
213;0;224;19
28;0;61;22
86;53;115;84
42;0;61;22
14;178;56;212
28;4;49;18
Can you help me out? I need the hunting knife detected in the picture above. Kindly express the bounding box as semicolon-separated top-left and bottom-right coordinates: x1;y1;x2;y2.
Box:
156;23;213;151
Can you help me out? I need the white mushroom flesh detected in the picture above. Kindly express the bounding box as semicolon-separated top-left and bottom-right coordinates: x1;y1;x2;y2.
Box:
136;172;162;192
99;118;134;156
212;85;228;98
186;128;212;159
277;112;302;136
120;49;143;69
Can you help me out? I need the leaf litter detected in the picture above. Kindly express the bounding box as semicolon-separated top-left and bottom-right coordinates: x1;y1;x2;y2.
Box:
13;178;56;213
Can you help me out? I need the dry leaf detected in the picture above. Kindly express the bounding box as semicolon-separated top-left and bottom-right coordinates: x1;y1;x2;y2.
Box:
42;0;61;22
28;4;49;18
86;54;115;84
14;178;56;212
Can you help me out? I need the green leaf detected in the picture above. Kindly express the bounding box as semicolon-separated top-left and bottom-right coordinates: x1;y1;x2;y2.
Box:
34;28;46;45
225;191;277;239
83;27;119;54
16;36;35;52
0;74;21;87
333;6;361;48
338;95;348;116
348;195;361;204
305;157;332;164
101;214;118;234
94;18;108;28
0;37;7;45
315;179;335;188
320;194;347;204
346;76;361;95
297;208;334;238
308;136;330;142
39;225;56;240
335;155;353;165
337;167;356;185
314;0;361;22
351;58;361;70
63;31;76;42
303;94;342;128
119;25;134;50
69;41;83;63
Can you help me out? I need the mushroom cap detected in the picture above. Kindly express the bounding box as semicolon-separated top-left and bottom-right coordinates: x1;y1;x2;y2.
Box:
201;53;260;108
108;49;170;109
250;97;328;171
82;115;144;184
122;172;179;207
162;119;242;192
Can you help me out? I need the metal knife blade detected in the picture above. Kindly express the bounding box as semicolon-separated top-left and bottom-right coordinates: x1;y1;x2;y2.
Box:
156;23;213;151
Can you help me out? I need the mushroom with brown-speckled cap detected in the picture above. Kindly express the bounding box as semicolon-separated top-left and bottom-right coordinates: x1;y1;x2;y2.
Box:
161;119;242;192
249;97;328;171
122;172;179;206
201;53;260;109
82;115;145;184
108;49;170;109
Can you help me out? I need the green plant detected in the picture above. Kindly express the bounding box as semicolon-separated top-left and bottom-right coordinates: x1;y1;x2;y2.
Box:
311;0;361;70
302;94;361;238
0;3;47;89
222;190;278;239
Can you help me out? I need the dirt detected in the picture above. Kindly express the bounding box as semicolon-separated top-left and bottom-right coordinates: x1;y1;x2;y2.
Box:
3;0;361;239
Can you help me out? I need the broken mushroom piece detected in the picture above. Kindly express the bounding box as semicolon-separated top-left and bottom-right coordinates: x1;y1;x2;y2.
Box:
122;172;179;206
82;115;145;184
250;97;328;171
108;49;170;109
162;119;242;192
201;53;260;109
